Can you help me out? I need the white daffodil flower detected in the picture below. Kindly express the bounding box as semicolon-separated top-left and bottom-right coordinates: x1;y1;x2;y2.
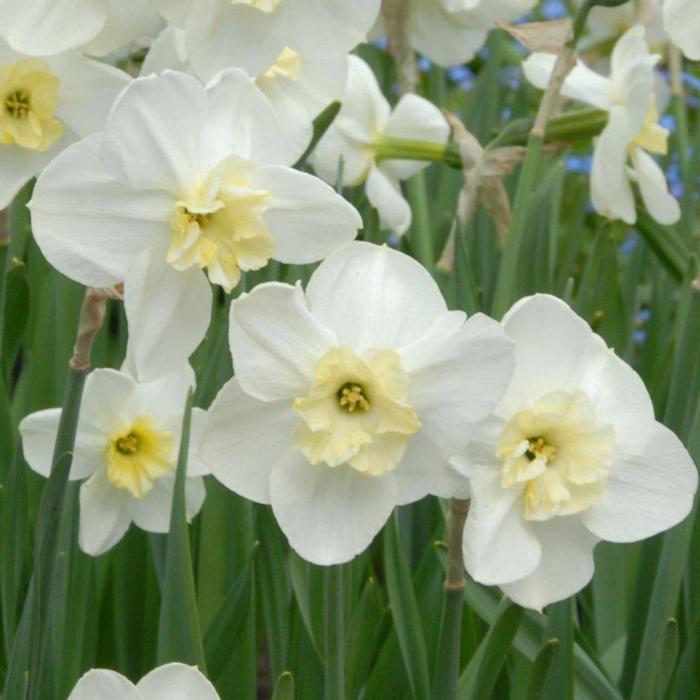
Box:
373;0;536;67
201;241;515;566
0;0;161;57
0;36;129;209
141;26;347;163
663;0;700;59
68;663;219;700
450;294;697;611
29;70;361;382
313;56;450;235
20;364;208;557
153;0;380;81
523;25;680;226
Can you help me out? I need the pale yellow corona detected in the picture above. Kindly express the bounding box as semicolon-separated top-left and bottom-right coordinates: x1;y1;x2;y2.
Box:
168;158;276;292
632;97;668;155
0;58;64;151
258;47;302;83
497;390;615;521
293;346;421;476
106;416;175;499
230;0;282;11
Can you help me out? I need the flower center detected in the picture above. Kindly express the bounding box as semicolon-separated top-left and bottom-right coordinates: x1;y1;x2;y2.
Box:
497;390;615;521
258;47;302;83
293;346;421;476
230;0;282;11
632;96;668;155
0;58;64;151
168;158;275;293
106;416;175;499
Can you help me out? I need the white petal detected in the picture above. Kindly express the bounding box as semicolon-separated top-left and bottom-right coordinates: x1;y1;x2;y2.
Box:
202;378;298;504
129;474;205;533
124;241;212;382
305;241;448;350
100;71;207;193
204;68;296;168
0;0;106;55
141;26;193;75
79;469;131;556
664;0;700;60
270;451;397;565
403;312;515;459
632;148;680;226
582;420;697;543
188;407;211;477
499;294;608;416
81;0;162;57
365;166;412;235
50;52;130;137
501;517;599;612
590;112;637;224
0;142;54;210
152;0;191;26
19;409;62;479
229;282;336;401
186;0;287;79
409;0;488;66
464;471;541;586
381;93;450;180
30;134;172;287
522;54;612;111
137;663;219;700
68;669;141;700
256;165;361;264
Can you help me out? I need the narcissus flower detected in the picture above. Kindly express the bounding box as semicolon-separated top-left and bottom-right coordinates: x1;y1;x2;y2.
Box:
30;70;361;381
375;0;535;67
0;36;129;208
20;364;208;556
663;0;700;60
313;56;450;235
523;26;680;226
0;0;161;57
202;242;514;565
68;663;219;699
450;294;697;610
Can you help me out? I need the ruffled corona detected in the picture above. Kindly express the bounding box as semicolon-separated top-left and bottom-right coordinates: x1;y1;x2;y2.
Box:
106;416;175;499
293;346;421;476
0;58;64;151
497;390;614;521
168;158;276;293
231;0;283;11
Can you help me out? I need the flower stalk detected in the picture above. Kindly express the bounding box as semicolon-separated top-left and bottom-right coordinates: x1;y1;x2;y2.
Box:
323;564;346;700
432;498;471;700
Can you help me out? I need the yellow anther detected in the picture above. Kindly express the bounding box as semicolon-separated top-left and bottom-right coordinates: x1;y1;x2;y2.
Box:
525;437;556;463
338;383;371;413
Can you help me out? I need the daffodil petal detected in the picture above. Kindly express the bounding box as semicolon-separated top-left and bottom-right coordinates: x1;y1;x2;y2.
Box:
68;669;141;700
136;662;220;700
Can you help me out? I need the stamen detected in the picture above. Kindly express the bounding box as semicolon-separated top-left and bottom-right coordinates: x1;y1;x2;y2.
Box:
337;383;371;413
525;436;556;463
4;89;31;120
115;432;140;455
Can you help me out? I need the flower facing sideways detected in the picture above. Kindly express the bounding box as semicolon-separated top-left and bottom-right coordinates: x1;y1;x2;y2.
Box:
313;56;450;235
68;663;219;700
29;70;361;382
523;25;680;226
20;364;208;556
0;36;129;208
201;242;515;565
450;294;697;611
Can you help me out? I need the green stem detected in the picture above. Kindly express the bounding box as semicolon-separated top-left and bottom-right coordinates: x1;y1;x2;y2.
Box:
432;499;470;700
405;173;434;269
323;565;345;700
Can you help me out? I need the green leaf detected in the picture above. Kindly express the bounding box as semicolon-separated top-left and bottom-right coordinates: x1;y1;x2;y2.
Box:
383;511;431;700
272;671;295;700
157;390;206;671
525;639;560;700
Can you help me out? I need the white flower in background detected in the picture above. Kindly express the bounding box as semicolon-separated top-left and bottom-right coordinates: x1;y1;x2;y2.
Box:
313;56;450;235
0;0;161;57
30;70;361;382
141;26;347;162
0;36;129;209
159;0;380;81
374;0;536;67
68;663;219;699
450;294;697;611
202;242;514;565
524;25;680;226
20;364;208;557
663;0;700;60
